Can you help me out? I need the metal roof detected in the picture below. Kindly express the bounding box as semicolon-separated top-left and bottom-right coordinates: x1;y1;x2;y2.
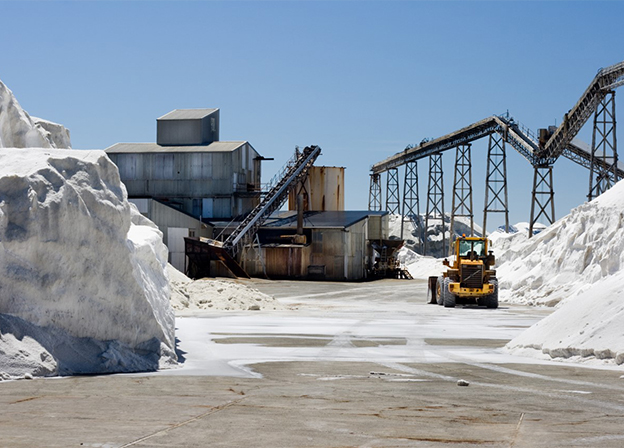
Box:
105;141;247;154
157;109;218;121
264;210;388;229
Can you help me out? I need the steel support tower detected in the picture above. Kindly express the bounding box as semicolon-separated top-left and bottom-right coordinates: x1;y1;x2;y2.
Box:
424;153;445;256
368;173;382;211
529;165;555;237
588;91;618;201
400;161;422;250
385;168;401;214
483;133;510;234
449;144;474;255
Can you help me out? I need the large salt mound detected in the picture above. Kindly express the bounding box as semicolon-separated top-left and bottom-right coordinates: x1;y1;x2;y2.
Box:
168;265;285;312
0;80;71;149
0;149;176;377
492;181;624;306
506;271;624;365
502;180;624;366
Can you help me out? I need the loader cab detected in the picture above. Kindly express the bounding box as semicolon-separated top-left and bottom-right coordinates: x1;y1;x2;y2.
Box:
454;236;495;270
457;238;487;260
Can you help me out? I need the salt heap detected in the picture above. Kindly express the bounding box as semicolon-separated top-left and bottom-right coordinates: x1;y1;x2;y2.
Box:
0;149;176;377
503;179;624;365
492;182;624;306
388;213;483;258
168;265;285;313
0;80;71;149
398;247;442;280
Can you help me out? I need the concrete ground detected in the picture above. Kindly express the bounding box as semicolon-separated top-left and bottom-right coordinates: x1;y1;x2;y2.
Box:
1;279;624;447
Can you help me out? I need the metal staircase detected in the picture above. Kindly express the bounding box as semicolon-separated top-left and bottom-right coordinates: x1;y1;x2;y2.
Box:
223;145;322;258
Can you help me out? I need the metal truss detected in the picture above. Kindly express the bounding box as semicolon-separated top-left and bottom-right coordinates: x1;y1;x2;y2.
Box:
450;144;474;255
588;91;618;201
401;161;422;250
483;134;509;234
385;168;401;214
368;173;382;211
425;154;445;255
529;165;555;237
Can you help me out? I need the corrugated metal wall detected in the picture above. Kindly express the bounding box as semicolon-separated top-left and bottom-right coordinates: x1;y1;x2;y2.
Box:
111;146;260;219
241;219;368;281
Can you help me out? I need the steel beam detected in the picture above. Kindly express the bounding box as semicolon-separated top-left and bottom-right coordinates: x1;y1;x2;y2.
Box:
401;161;422;251
529;165;555;237
588;91;618;201
385;168;401;214
424;154;445;256
483;134;509;234
368;173;382;211
449;144;474;255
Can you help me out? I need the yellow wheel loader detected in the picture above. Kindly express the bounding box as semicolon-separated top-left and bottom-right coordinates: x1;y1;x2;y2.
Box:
426;236;498;309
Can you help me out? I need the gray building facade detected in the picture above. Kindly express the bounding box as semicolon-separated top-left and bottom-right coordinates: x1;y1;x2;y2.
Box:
106;109;262;220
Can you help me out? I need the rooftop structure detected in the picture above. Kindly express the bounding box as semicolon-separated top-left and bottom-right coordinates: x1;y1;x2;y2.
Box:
157;108;219;146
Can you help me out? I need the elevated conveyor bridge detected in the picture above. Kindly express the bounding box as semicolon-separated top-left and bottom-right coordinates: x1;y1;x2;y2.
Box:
370;60;623;253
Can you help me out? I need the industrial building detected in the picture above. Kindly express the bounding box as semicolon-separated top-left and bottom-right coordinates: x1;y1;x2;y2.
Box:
106;108;264;272
106;111;406;281
239;210;390;281
106;109;263;221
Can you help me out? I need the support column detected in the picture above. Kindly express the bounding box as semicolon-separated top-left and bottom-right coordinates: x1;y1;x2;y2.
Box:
483;133;510;234
588;91;618;201
368;173;382;211
385;168;401;214
401;161;422;251
425;153;445;256
450;144;474;255
529;164;555;238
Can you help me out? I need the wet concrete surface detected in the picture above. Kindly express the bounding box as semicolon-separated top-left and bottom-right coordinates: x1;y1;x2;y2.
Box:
1;279;623;447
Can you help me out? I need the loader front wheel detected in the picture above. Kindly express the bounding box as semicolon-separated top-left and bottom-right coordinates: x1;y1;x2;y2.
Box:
427;276;438;304
443;277;456;308
482;279;499;309
436;276;445;305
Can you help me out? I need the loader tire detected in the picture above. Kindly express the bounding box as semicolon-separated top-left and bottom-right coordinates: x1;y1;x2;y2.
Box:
443;277;456;308
427;276;438;304
483;279;499;309
436;276;445;305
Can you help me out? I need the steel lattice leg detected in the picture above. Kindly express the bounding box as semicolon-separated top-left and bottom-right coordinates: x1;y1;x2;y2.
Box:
450;144;474;255
589;91;618;201
425;154;445;256
483;133;510;234
529;165;555;238
368;173;382;211
401;161;422;252
385;168;401;214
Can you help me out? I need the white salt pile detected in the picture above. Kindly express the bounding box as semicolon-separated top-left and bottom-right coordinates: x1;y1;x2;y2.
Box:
399;247;443;280
0;149;176;377
506;272;624;365
168;265;284;313
0;80;71;149
388;213;483;258
503;179;624;365
492;181;624;307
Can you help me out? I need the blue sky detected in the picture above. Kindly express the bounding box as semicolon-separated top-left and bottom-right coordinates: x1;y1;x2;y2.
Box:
2;1;623;232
